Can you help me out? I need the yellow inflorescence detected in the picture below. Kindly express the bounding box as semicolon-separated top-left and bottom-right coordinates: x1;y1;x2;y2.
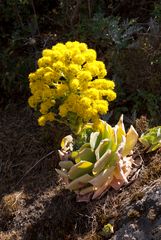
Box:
28;41;116;130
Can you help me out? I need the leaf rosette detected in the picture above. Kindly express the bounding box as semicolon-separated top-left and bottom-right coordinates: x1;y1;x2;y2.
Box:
56;115;138;201
139;126;161;152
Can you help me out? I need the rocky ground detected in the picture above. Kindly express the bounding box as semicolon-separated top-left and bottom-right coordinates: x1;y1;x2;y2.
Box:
0;104;161;240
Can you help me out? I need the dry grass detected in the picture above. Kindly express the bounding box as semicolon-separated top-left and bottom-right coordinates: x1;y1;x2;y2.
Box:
0;104;161;239
0;103;62;196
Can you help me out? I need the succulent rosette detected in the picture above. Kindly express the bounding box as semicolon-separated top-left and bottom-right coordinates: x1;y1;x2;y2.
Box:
139;126;161;152
56;115;138;202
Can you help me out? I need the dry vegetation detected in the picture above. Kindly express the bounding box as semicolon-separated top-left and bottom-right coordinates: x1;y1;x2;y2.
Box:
0;104;161;239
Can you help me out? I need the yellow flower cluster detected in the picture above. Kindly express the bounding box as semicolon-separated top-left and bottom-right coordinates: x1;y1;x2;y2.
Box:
28;41;116;130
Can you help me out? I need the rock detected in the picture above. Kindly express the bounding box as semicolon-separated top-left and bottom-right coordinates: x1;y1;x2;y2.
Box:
110;181;161;240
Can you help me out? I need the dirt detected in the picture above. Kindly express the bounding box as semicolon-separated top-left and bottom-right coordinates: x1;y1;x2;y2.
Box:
0;104;161;240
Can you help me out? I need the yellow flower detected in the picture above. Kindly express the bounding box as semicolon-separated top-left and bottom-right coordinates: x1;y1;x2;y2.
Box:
93;118;104;131
28;96;37;108
80;97;91;108
72;54;85;65
28;41;116;131
40;100;54;114
79;43;87;52
38;112;55;126
91;79;115;89
55;84;69;98
29;73;36;82
106;89;117;101
66;41;80;49
84;88;99;100
59;104;68;117
95;61;107;78
98;69;107;78
95;100;108;114
84;49;97;62
53;43;66;51
38;115;46;126
38;57;52;68
35;68;45;78
77;71;92;82
83;62;99;77
42;49;53;57
40;103;49;114
46;112;55;121
67;64;81;78
100;89;117;101
69;78;79;92
52;61;65;73
95;61;105;69
51;50;62;61
44;72;56;84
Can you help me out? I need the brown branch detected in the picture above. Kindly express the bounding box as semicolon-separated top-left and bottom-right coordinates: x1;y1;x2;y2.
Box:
30;0;40;35
70;0;82;26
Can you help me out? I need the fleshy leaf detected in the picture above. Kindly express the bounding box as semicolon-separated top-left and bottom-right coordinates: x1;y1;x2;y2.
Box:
58;150;70;161
115;116;126;147
90;132;101;150
105;124;116;151
100;121;112;139
61;135;73;152
78;143;91;151
92;177;112;199
67;174;93;191
89;167;114;188
139;126;161;152
147;142;161;152
95;139;110;160
59;161;74;170
122;125;138;157
75;147;96;163
110;177;125;190
104;152;120;169
117;114;125;135
93;149;111;175
55;168;68;178
79;186;95;195
68;161;93;180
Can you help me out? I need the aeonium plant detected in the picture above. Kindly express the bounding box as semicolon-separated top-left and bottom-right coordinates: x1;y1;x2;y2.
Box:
28;41;116;134
139;126;161;152
56;115;138;202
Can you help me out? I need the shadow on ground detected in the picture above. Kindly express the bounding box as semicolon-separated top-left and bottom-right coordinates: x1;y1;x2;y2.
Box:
23;190;95;240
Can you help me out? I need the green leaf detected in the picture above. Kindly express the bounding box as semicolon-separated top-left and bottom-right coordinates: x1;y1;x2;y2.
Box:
68;161;94;180
90;132;101;150
95;139;110;160
67;174;93;191
117;114;125;135
122;125;138;157
114;115;126;147
59;161;74;170
101;223;114;236
93;149;112;175
55;168;68;178
147;142;161;152
89;167;114;188
139;126;161;152
104;152;120;169
75;147;96;163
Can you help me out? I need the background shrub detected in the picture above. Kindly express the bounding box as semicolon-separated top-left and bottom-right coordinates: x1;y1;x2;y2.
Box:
1;0;161;123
